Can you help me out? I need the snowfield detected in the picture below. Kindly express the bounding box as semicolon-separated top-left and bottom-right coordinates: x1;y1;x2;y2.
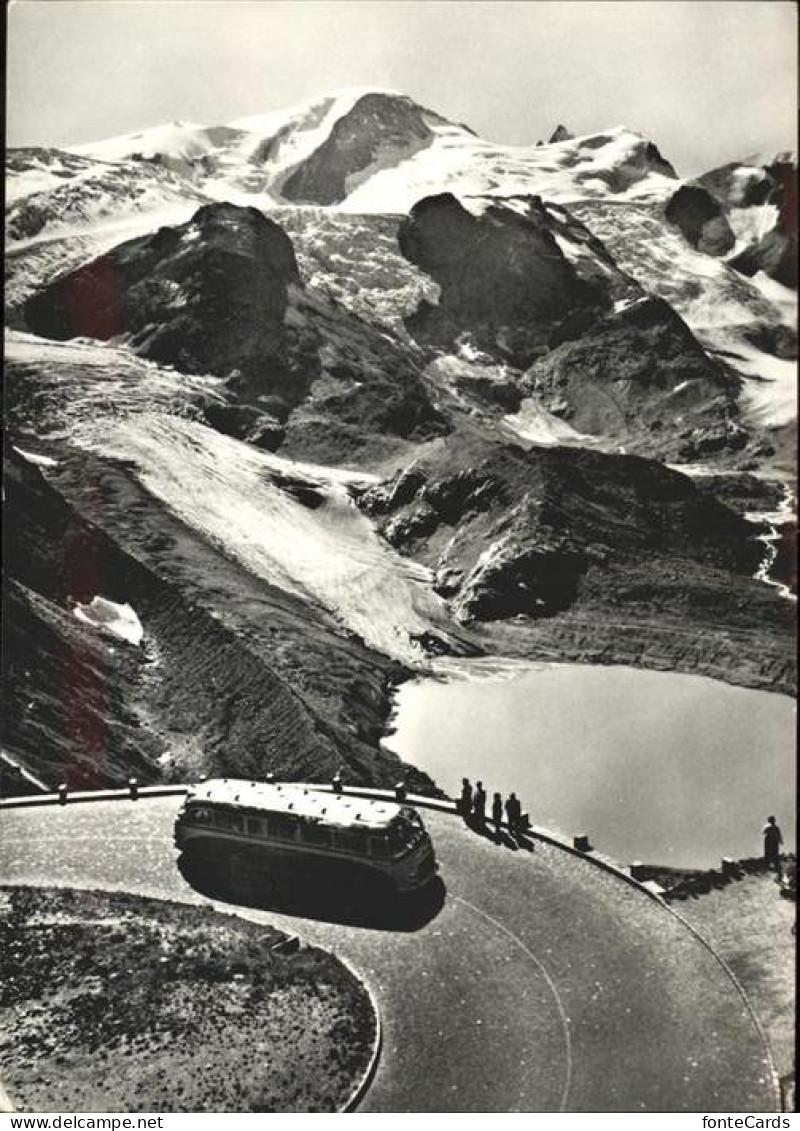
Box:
9;322;453;665
68;120;218;166
53;95;681;215
340;123;678;214
5;330;226;436
71;412;451;665
569;202;797;428
12;445;59;469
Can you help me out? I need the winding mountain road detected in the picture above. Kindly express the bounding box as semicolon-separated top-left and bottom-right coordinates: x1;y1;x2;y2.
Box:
0;797;777;1112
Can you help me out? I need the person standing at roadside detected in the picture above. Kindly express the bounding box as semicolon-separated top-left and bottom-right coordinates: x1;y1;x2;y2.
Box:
505;792;521;836
472;780;487;828
763;815;784;877
459;777;473;820
492;792;503;836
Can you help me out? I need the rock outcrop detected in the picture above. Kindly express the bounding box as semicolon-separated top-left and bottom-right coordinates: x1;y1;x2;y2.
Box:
548;124;574;143
697;157;798;288
730;224;797;290
22;202;450;461
357;430;795;692
24;202;300;376
360;430;765;620
665;184;736;256
523;296;742;458
398;192;632;366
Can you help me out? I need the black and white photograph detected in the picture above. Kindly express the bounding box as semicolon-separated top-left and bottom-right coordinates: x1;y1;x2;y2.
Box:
2;0;797;1116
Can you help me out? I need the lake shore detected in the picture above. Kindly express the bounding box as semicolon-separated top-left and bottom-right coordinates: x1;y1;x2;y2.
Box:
384;659;796;870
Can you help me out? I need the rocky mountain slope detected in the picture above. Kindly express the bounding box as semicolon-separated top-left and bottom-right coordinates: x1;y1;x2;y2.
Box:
4;89;796;792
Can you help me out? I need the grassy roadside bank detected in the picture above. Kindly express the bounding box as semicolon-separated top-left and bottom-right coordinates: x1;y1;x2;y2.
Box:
0;885;376;1112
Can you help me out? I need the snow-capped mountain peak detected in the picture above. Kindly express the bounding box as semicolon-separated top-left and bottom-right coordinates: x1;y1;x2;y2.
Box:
6;86;795;439
228;86;409;133
50;89;682;213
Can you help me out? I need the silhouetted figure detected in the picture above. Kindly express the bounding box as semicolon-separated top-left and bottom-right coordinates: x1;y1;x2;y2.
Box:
492;792;503;835
394;769;413;801
505;792;522;836
472;781;487;827
763;815;783;877
459;777;473;819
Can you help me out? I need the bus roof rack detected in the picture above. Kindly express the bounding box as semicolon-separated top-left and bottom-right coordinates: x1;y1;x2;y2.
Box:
187;778;404;830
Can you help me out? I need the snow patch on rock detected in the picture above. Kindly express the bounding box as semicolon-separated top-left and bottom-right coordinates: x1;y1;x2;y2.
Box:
503;398;598;448
73;596;144;645
12;446;58;468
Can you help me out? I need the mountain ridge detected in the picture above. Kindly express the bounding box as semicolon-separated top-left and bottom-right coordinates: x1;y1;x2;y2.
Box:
3;86;796;794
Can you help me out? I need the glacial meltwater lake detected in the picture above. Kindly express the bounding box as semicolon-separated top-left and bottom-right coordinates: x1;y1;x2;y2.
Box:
384;662;796;869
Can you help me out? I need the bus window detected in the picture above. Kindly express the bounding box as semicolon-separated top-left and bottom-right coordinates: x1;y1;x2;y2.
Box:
247;817;263;836
274;816;298;840
335;828;368;855
302;822;332;847
189;806;214;825
215;811;243;833
369;836;390;858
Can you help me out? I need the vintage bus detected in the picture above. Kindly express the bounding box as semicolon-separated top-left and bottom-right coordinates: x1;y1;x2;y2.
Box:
174;778;437;895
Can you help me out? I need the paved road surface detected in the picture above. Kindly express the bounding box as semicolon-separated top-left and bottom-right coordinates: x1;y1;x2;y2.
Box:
0;798;776;1112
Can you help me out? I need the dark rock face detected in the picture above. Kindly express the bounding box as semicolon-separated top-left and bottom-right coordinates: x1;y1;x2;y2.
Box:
641;142;678;181
665;184;736;256
697;158;798;288
697;158;795;210
203;403;286;451
457;546;586;620
281;93;438;205
22;202;449;458
361;432;765;623
25;202;301;381
548;125;574;143
398;193;625;366
524;296;741;458
693;472;785;517
741;321;797;360
730;227;797;289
